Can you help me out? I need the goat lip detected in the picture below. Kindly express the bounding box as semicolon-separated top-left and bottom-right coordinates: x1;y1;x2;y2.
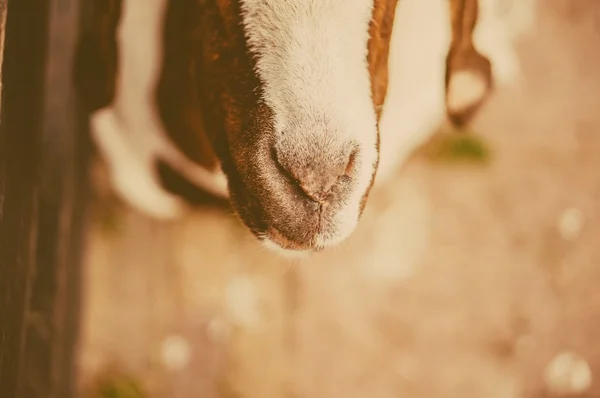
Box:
264;225;320;252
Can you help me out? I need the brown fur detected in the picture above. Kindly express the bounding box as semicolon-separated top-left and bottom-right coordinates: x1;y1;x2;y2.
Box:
189;0;273;238
156;0;220;171
368;0;400;121
362;0;400;214
75;0;121;112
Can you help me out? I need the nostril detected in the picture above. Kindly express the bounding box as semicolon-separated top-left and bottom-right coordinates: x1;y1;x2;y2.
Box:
273;145;358;203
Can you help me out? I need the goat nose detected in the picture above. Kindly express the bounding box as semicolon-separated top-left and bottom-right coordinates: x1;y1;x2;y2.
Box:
274;146;357;203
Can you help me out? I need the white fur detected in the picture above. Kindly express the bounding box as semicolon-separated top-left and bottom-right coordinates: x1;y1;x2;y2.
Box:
240;0;379;247
91;0;228;220
376;0;450;185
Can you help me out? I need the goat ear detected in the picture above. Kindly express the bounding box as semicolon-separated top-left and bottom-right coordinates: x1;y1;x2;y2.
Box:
368;0;400;122
156;0;220;171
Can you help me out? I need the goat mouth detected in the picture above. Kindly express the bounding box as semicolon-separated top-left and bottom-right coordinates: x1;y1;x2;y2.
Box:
223;144;359;253
262;225;325;252
229;176;357;253
226;179;321;252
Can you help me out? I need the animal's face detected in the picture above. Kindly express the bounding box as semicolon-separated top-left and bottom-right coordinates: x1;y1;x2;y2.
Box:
194;0;397;252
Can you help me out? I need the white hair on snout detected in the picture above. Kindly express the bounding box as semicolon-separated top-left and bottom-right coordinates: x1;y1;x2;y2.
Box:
239;0;379;248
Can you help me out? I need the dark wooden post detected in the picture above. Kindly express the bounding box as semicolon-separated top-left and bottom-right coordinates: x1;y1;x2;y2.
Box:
0;0;90;397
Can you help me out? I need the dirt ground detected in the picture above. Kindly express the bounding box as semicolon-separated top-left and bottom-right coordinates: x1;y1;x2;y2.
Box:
77;1;600;398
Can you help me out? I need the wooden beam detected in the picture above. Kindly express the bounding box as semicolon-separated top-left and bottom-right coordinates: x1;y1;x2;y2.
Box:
0;0;90;397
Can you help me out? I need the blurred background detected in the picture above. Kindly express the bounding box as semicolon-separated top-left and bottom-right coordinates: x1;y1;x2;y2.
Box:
3;1;600;398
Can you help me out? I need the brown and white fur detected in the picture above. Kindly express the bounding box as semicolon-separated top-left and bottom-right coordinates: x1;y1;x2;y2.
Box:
76;0;537;253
